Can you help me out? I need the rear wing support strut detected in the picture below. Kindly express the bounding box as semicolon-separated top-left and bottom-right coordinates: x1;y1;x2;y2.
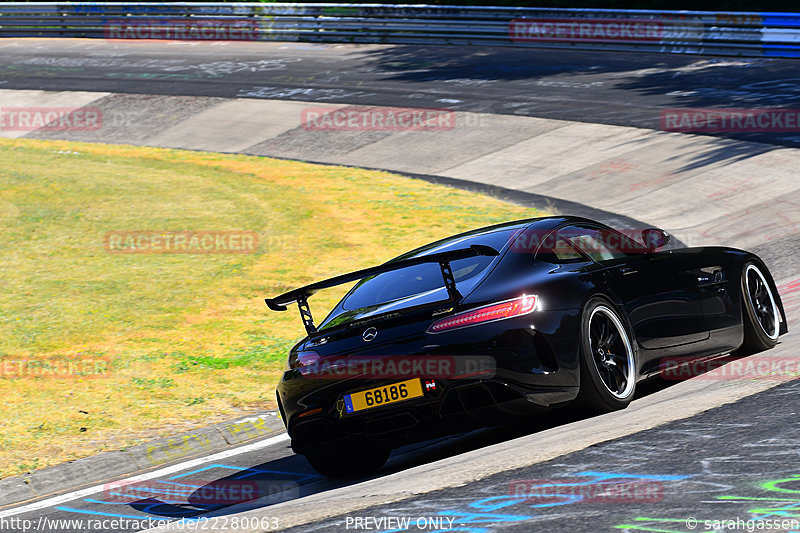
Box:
265;244;499;337
296;293;316;335
439;260;461;302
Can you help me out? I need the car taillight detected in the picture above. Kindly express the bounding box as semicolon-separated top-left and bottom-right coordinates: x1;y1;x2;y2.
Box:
290;350;320;369
427;295;538;333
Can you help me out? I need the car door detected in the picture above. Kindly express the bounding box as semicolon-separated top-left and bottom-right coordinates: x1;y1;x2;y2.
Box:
557;224;709;355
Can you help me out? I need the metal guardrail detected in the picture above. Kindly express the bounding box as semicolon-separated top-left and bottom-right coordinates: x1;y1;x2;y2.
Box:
0;3;798;58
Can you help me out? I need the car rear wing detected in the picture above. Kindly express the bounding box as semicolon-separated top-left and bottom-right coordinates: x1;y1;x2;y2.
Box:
265;244;500;336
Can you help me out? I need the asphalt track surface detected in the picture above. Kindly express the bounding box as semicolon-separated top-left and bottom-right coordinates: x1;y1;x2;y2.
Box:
290;378;800;533
1;382;670;533
1;39;800;533
3;39;800;148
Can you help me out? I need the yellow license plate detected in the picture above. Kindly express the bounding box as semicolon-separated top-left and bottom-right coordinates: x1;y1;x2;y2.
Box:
343;378;423;414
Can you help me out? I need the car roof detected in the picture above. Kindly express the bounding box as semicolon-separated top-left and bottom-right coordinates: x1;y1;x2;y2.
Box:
462;215;601;234
387;216;602;262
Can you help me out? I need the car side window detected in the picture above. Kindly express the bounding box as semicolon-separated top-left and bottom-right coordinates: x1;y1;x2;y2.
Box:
534;230;589;264
558;224;631;263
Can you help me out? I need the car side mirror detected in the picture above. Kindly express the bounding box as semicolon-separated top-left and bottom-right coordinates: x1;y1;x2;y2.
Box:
641;228;671;251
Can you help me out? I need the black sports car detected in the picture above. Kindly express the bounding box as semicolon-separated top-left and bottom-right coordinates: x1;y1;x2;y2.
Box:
266;216;788;477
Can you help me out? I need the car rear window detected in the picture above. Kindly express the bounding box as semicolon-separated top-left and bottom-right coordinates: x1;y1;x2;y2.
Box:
340;228;519;311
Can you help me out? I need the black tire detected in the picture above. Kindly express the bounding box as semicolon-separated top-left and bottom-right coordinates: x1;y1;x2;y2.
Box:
303;444;389;478
737;262;781;355
576;297;638;412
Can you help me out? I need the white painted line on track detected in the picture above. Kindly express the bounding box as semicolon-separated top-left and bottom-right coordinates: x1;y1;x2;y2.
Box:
0;433;290;519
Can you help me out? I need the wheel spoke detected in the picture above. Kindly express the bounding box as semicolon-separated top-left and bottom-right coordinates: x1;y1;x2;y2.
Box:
609;350;627;367
611;364;627;392
598;352;628;394
599;319;609;346
609;353;630;393
604;321;618;347
759;310;775;334
601;366;619;393
756;281;768;300
609;334;624;355
590;319;603;345
749;273;760;298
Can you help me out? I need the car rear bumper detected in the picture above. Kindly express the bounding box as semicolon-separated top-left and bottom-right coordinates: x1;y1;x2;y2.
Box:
277;308;583;454
280;375;578;454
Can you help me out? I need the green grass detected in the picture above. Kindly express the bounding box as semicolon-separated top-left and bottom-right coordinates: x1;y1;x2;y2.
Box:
0;137;545;478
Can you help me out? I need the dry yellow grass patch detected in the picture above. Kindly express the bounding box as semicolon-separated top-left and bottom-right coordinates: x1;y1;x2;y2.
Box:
0;137;544;478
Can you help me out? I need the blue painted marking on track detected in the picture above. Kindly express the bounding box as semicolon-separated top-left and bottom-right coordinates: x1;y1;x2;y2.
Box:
169;463;317;482
84;497;194;506
59;464;320;520
378;471;692;533
54;506;198;521
468;496;531;511
438;511;531;524
153;481;203;489
573;471;688;481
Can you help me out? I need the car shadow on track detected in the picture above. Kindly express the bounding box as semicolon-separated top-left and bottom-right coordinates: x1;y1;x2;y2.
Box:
127;376;677;521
